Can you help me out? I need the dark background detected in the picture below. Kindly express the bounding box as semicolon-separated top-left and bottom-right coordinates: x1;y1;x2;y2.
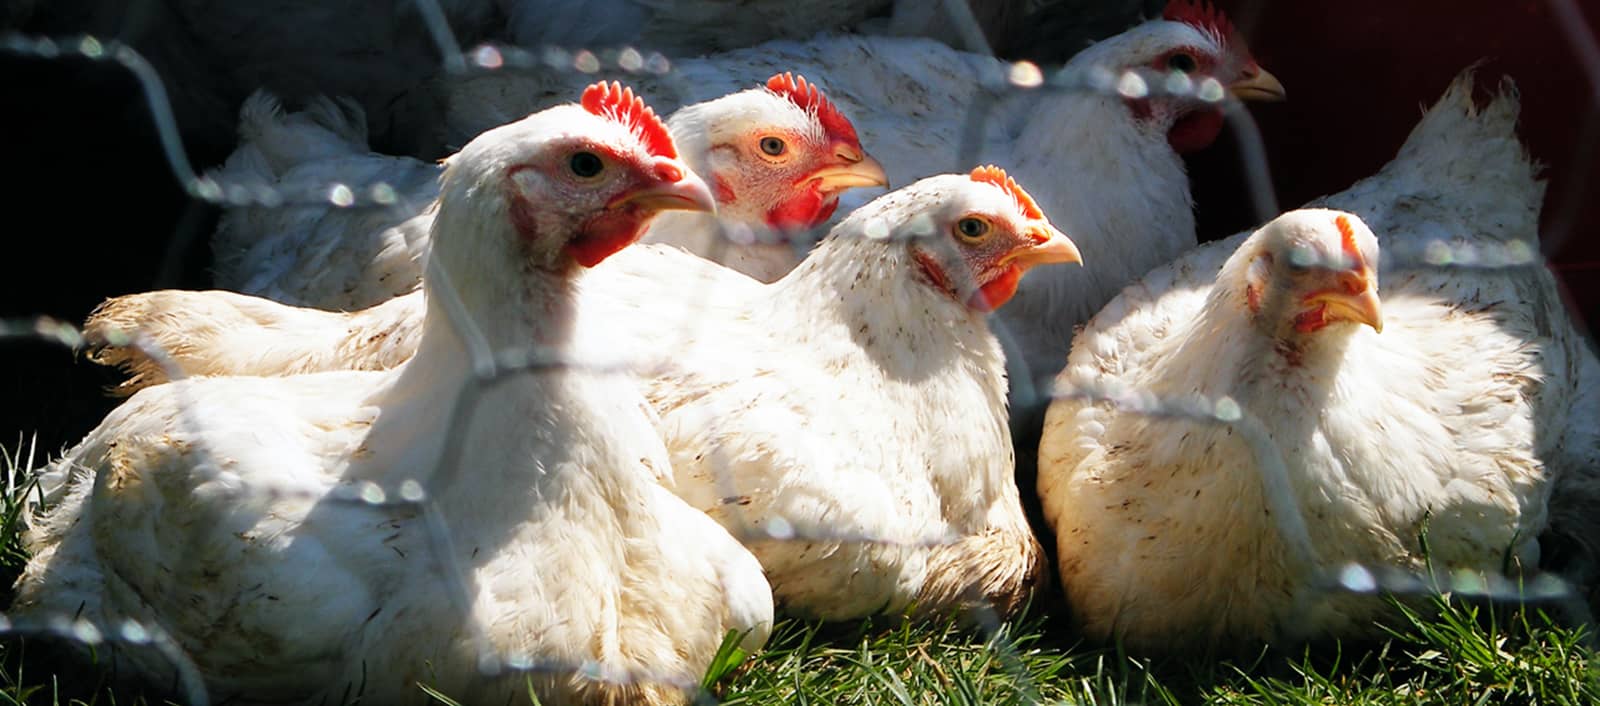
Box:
2;0;1596;454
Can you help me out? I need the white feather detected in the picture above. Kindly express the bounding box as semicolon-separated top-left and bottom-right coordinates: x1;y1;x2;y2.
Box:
1035;70;1599;651
18;103;772;703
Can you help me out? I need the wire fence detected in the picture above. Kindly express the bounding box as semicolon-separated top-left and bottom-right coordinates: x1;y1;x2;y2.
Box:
3;0;1599;703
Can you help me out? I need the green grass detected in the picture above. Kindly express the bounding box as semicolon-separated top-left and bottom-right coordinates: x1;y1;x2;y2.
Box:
0;441;1596;705
698;595;1600;706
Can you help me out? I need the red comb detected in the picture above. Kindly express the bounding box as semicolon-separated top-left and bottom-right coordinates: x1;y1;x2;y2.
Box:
580;81;677;159
1163;0;1239;44
765;72;860;146
1335;214;1362;263
970;165;1045;221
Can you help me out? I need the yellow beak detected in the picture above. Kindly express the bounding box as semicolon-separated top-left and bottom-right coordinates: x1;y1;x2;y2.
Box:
608;169;718;214
1002;224;1083;269
809;151;890;192
1305;284;1382;333
1230;64;1287;102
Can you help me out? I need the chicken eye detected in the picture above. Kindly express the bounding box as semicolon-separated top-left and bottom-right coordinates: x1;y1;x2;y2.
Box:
955;217;989;241
1166;52;1198;73
569;151;604;178
1285;245;1320;270
759;137;787;156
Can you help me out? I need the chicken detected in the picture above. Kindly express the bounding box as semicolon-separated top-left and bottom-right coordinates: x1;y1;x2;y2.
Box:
14;82;772;704
421;0;1284;389
86;75;885;387
209;92;442;311
211;73;884;309
577;166;1082;620
1036;71;1600;651
649;73;888;282
85;165;1082;621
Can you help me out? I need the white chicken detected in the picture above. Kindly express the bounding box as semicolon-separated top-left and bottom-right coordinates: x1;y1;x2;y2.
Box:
1036;72;1600;651
578;166;1083;620
419;0;1284;389
15;83;773;704
85;166;1079;624
87;76;885;386
212;73;884;309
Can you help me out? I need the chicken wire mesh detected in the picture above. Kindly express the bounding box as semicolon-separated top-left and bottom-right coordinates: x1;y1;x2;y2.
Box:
1;0;1598;703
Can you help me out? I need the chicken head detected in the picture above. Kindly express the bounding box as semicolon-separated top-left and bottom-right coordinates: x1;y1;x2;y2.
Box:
669;72;888;235
903;165;1083;313
1235;208;1384;339
440;80;716;275
1080;0;1286;153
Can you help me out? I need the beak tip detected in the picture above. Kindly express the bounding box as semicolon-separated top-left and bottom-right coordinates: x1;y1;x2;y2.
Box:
1230;66;1288;103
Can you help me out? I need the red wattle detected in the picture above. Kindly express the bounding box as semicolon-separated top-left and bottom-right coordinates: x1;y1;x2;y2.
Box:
566;212;649;267
1168;108;1226;153
713;175;736;204
766;186;833;230
1293;303;1330;333
969;265;1023;312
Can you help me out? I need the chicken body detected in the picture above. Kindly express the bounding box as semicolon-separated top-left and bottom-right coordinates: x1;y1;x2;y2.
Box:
88;168;1079;623
572;168;1082;620
1036;72;1599;651
16;89;771;704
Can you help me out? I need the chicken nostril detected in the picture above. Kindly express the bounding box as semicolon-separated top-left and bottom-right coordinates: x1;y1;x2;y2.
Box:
654;162;685;183
1338;270;1368;295
834;145;863;163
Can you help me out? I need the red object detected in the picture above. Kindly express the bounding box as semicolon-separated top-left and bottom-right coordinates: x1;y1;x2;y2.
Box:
581;81;678;159
1190;0;1600;337
1165;0;1243;45
767;72;862;146
971;164;1047;220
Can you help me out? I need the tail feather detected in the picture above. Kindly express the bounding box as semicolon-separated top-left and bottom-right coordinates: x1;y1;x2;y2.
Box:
1392;70;1533;184
220;90;370;181
1375;69;1542;243
1309;66;1544;258
82;290;423;395
208;90;423;302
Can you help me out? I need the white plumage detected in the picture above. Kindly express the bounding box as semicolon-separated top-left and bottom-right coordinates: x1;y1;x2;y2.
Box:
86;77;888;384
17;89;772;704
210;92;441;310
211;76;884;309
1036;71;1600;651
575;167;1081;620
415;1;1283;388
84;287;427;393
86;166;1081;621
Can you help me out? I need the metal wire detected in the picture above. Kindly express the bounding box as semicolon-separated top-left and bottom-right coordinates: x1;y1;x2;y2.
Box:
3;2;1598;703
